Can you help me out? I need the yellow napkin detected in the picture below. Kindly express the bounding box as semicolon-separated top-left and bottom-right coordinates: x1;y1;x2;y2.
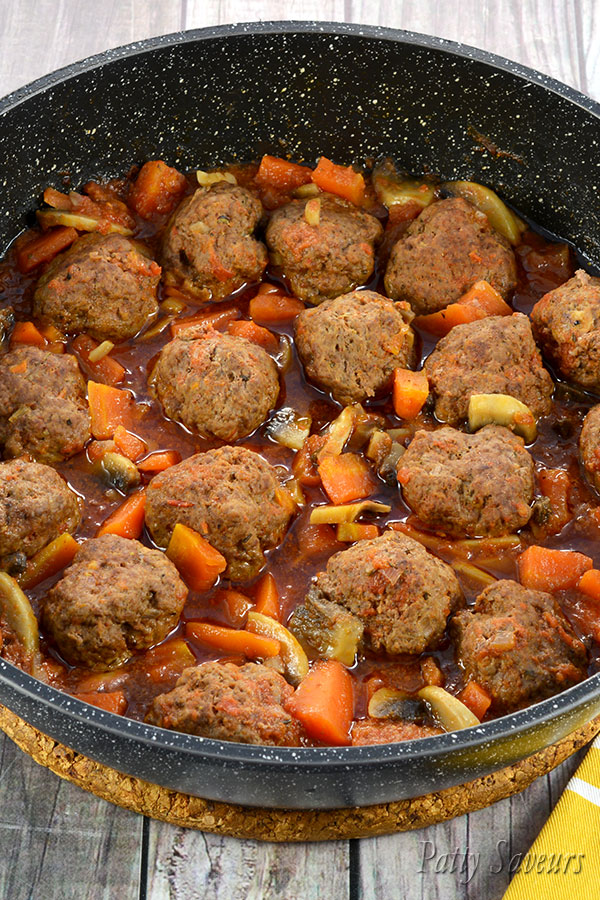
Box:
503;733;600;899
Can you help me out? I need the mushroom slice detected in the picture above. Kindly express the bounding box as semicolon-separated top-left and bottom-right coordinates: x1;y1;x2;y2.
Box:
265;408;312;450
372;158;435;210
368;688;428;722
36;209;133;236
0;572;39;660
442;180;526;245
309;500;391;525
246;612;309;686
289;592;363;667
468;393;537;443
417;685;480;731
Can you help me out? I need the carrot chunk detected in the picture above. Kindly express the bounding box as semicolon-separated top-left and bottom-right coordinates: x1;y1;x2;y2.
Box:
285;659;354;745
16;226;78;273
318;453;374;504
113;425;146;461
166;523;226;592
311;156;366;206
227;319;279;352
88;381;133;439
10;321;46;348
18;533;79;589
74;690;127;715
72;334;126;386
578;569;600;604
217;589;255;627
459;681;492;720
137;450;181;473
293;434;326;486
459;280;512;317
536;468;572;535
336;523;379;542
128;160;187;219
518;545;593;592
144;638;195;683
97;490;146;539
185;621;280;659
414;280;512;336
392;368;429;420
255;155;313;192
254;572;280;620
249;291;305;324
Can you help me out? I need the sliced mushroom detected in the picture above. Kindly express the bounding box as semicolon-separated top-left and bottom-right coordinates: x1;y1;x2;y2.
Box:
36;209;133;236
417;685;480;731
246;612;309;686
309;500;391;525
372;158;435;210
98;452;141;493
196;170;237;186
288;592;363;667
442;180;526;245
368;687;429;722
468;393;537;443
265;408;312;450
0;571;39;661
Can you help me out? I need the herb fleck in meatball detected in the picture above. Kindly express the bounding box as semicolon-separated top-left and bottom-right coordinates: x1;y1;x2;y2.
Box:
384;197;517;315
295;290;415;404
266;193;383;304
33;233;160;341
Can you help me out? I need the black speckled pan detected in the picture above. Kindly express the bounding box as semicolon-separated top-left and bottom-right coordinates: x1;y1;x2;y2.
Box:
1;22;600;810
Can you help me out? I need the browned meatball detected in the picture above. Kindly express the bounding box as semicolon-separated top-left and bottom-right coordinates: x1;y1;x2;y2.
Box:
42;534;187;670
0;345;90;463
295;290;415;404
161;182;267;301
0;459;80;564
398;425;534;537
150;328;279;441
531;270;600;390
145;446;292;582
146;661;301;746
266;194;383;304
33;233;160;341
308;530;463;656
351;719;443;745
452;580;587;711
384;197;517;315
425;314;553;425
579;404;600;494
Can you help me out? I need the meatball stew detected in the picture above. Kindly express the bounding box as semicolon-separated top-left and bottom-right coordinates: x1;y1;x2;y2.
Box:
0;156;599;749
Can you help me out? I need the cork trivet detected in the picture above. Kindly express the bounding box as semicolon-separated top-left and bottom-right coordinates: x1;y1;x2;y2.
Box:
1;704;599;841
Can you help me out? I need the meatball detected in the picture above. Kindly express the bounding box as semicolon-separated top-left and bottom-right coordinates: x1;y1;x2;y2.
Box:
398;425;534;537
150;328;279;441
145;446;292;582
0;345;90;463
42;534;187;670
384;197;517;315
452;580;587;711
146;661;301;746
0;459;80;563
161;182;267;301
266;193;383;304
579;404;600;494
531;269;600;391
425;313;553;425
351;719;442;746
295;290;415;404
33;233;160;341
308;530;463;656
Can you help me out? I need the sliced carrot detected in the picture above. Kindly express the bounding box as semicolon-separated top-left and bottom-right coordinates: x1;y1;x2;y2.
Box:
128;160;187;219
113;425;146;461
293;434;327;486
392;368;429;420
336;523;379;542
414;281;512;336
318;453;374;505
249;291;305;324
16;226;78;273
10;321;46;348
170;306;241;337
227;319;279;352
285;659;353;745
459;681;492;720
217;589;255;627
144;638;195;684
18;533;79;589
88;381;133;440
74;690;127;715
97;490;146;539
38;322;67;353
577;569;600;604
459;280;512;317
137;450;181;473
536;468;572;535
311;156;366;206
86;440;113;463
254;572;280;620
185;621;280;659
72;334;126;386
167;523;226;592
518;545;593;592
255;155;313;192
296;523;343;557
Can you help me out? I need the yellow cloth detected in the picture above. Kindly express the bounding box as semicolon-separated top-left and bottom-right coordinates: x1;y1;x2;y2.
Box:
503;734;600;899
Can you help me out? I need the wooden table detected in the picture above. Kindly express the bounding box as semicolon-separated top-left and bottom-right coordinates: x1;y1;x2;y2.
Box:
0;2;598;897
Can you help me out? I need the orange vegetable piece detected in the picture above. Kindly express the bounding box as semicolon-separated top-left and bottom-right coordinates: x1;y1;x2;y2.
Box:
336;523;379;542
296;523;344;557
293;434;326;486
137;450;181;473
19;533;79;589
74;690;127;715
185;621;280;659
414;281;512;336
16;226;78;274
128;160;187;219
72;334;126;385
249;291;305;324
10;321;46;348
170;306;241;336
311;156;366;206
318;453;374;504
459;280;512;316
97;490;146;540
537;468;572;534
578;569;600;604
144;638;195;684
88;381;133;439
459;681;492;720
518;545;593;592
227;319;279;352
254;572;280;620
285;659;354;745
217;589;255;627
113;425;146;461
166;523;226;592
393;368;430;420
255;155;313;192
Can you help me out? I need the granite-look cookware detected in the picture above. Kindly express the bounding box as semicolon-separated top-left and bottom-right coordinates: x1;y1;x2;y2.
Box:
1;22;600;810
